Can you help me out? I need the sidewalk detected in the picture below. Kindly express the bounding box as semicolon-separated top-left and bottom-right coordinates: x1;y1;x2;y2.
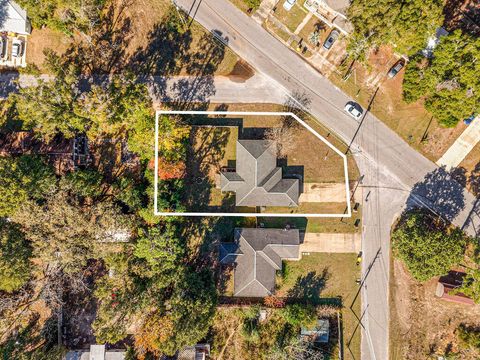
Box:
300;232;361;253
437;117;480;169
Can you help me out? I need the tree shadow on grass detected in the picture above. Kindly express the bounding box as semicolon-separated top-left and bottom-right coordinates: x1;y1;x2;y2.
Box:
287;269;330;305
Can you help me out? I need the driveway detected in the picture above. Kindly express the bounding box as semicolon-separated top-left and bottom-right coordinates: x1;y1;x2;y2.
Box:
437;116;480;169
172;1;480;359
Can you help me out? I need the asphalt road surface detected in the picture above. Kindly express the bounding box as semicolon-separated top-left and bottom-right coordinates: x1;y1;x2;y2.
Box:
172;1;480;359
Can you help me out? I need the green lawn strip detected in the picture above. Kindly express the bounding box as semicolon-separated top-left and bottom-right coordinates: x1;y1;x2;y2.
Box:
273;3;308;33
277;253;362;359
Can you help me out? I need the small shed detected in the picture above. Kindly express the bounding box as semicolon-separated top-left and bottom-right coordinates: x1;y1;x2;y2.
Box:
435;271;475;306
301;319;330;343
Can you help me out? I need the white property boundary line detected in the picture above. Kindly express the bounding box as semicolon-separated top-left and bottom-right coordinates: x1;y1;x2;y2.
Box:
154;110;351;218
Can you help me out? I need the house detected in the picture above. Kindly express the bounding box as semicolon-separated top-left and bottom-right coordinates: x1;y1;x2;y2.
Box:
0;131;90;172
219;228;301;297
65;344;125;360
435;271;474;305
220;140;299;207
304;0;353;35
0;0;31;35
160;344;210;360
301;319;330;343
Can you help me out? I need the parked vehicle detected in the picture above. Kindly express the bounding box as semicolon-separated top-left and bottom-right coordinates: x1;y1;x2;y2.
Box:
464;114;477;125
323;30;340;50
0;37;5;58
387;59;405;78
283;0;296;11
11;39;23;58
344;101;363;120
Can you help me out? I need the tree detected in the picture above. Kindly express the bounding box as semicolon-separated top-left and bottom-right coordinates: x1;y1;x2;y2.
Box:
0;219;31;292
403;30;480;127
457;323;480;350
265;126;299;158
11;189;132;274
133;225;185;280
347;0;444;57
392;210;467;281
151;158;186;180
16;0;106;35
453;268;480;304
0;156;56;217
281;304;316;327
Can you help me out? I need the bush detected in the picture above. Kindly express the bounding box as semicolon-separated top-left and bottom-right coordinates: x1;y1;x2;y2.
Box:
457;324;480;349
244;0;261;10
392;210;467;281
281;304;316;327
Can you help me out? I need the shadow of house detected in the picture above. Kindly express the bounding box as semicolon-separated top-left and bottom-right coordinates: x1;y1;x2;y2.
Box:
219;228;301;297
220;140;300;207
406;166;466;223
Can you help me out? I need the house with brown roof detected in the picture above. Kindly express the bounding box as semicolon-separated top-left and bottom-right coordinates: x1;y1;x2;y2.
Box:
0;131;89;172
219;228;301;297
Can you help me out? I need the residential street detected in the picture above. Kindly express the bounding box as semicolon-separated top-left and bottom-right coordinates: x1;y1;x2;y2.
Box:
172;1;480;359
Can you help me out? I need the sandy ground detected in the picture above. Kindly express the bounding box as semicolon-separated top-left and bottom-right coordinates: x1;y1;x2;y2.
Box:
390;259;480;360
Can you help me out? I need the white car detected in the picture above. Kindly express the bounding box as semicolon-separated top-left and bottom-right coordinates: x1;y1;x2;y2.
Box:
11;39;23;58
344;102;363;120
283;0;296;11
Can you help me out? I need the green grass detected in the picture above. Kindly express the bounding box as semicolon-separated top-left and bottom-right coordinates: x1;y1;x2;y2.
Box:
264;20;292;42
273;2;308;32
277;253;362;360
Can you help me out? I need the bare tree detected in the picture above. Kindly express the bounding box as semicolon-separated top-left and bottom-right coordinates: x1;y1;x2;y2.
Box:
265;126;299;158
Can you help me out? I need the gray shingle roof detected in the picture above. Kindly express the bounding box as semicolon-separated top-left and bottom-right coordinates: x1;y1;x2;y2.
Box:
219;228;300;297
220;140;299;207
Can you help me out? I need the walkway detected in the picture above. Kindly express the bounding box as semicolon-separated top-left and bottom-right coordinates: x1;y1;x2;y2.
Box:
437;117;480;169
300;232;361;253
299;183;347;203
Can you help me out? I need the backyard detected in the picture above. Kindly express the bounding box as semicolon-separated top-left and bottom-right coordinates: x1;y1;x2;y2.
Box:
277;253;362;359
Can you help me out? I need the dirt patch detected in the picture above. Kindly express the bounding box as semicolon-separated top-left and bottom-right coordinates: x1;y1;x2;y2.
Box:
390;258;480;359
228;60;255;81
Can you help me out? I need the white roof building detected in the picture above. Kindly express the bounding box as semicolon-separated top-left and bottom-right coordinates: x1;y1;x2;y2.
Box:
65;345;126;360
0;0;31;35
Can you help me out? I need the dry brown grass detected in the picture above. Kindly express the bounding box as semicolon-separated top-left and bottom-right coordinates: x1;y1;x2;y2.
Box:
390;258;480;360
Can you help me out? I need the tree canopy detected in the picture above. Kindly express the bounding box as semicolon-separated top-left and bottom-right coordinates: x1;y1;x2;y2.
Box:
403;30;480;127
0;156;55;217
16;0;106;35
0;219;31;292
392;210;468;281
347;0;444;57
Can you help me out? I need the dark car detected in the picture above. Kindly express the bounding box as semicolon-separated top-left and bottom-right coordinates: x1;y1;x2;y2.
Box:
387;59;405;78
323;30;340;50
464;114;477;125
0;37;5;58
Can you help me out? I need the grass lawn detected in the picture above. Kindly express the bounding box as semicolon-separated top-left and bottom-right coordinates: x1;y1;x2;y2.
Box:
264;19;292;43
328;46;467;162
297;16;329;49
277;253;362;360
25;0;239;76
272;2;308;32
229;0;252;14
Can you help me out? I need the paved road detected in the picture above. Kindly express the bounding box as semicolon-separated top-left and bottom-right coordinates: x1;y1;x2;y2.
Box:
172;1;480;359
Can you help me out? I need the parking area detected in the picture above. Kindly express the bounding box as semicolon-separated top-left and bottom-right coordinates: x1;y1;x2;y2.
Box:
0;34;27;68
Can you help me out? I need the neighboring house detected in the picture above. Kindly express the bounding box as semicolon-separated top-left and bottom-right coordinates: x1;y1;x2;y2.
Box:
161;344;211;360
0;0;31;35
219;228;301;297
304;0;353;35
220;140;300;207
0;131;90;172
300;319;330;343
65;345;125;360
